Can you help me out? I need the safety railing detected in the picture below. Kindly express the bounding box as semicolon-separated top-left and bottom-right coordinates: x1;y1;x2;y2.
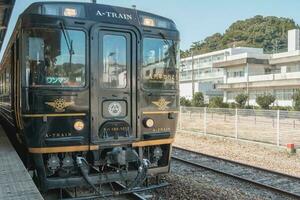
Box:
179;107;300;147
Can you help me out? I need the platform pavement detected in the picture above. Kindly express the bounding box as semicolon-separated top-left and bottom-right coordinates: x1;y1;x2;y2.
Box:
0;126;43;200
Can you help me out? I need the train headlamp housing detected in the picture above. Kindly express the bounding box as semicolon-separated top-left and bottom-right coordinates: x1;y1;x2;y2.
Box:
140;15;176;29
74;120;85;131
143;118;155;128
39;4;85;18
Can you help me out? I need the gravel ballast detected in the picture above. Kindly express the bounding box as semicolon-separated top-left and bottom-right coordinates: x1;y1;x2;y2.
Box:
149;160;298;200
149;131;300;199
174;131;300;177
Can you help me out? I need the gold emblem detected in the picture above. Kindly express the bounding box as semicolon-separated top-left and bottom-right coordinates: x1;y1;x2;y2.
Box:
45;99;74;112
152;97;171;111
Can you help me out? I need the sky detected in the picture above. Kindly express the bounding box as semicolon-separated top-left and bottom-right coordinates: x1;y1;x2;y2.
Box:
2;0;300;58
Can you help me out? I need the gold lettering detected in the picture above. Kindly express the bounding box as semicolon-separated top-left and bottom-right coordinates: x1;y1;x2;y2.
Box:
46;132;75;138
149;73;175;81
152;127;171;132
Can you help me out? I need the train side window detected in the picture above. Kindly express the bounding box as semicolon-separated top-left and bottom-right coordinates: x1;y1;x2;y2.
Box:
0;74;2;94
2;72;5;94
6;68;10;94
1;74;4;94
3;69;6;94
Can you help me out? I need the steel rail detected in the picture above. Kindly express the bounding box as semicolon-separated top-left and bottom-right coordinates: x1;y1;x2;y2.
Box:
173;146;300;180
60;181;168;200
112;182;148;200
172;146;300;199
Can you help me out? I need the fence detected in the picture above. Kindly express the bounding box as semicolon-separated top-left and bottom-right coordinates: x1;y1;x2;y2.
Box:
179;107;300;147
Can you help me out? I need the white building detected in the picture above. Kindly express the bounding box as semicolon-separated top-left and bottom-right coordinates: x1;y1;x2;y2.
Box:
180;47;264;101
213;29;300;107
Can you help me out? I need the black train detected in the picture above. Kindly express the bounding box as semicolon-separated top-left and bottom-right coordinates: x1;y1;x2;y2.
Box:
0;1;180;194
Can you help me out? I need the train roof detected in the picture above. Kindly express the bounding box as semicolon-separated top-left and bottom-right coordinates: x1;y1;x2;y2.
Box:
0;0;15;50
22;1;178;31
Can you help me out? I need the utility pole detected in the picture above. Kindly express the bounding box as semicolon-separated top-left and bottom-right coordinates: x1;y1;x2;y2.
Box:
191;50;195;96
273;40;279;53
246;63;249;106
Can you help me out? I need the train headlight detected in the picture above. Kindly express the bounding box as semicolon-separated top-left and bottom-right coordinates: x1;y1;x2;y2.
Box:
74;120;84;131
140;15;176;29
64;8;78;17
142;17;155;27
143;118;154;128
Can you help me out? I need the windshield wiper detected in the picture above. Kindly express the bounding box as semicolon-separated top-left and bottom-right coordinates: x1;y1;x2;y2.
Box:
59;21;74;79
159;31;177;66
159;32;171;46
159;31;175;58
59;21;74;55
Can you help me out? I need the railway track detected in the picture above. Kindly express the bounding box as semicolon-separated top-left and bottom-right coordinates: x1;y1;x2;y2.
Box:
172;146;300;199
111;182;149;200
58;184;149;200
45;182;151;200
52;179;169;200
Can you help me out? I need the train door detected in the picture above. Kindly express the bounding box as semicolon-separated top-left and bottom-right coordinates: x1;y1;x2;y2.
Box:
90;26;137;145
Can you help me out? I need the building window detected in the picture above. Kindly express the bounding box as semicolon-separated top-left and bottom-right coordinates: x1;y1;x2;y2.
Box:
287;64;300;73
275;89;293;100
264;67;280;74
264;68;272;74
212;54;224;62
227;69;245;78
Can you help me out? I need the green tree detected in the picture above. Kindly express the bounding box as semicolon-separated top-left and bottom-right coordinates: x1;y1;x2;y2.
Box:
191;92;204;107
292;90;300;111
180;50;191;59
256;94;276;109
181;15;299;58
180;97;191;107
209;97;228;108
235;94;249;108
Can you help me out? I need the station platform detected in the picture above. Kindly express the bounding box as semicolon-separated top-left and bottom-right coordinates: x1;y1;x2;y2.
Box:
0;126;43;200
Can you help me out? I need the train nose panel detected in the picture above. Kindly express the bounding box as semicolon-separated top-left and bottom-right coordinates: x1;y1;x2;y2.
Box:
90;26;137;143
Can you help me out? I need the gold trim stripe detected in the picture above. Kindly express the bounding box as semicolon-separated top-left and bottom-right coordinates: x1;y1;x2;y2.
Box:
29;145;99;154
142;111;179;115
132;138;174;147
28;138;174;153
22;113;87;118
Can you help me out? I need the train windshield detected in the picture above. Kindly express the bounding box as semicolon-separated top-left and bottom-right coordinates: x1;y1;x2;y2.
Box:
142;38;179;90
24;28;86;87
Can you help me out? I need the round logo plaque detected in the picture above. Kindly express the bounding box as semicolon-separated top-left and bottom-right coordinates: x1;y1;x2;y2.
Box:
108;102;122;117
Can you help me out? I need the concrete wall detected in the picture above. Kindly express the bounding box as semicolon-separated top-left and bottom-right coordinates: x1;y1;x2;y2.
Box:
288;29;300;52
231;47;264;55
224;88;294;107
180;83;193;99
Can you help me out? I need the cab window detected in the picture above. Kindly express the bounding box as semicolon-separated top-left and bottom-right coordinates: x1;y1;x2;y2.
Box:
24;28;86;87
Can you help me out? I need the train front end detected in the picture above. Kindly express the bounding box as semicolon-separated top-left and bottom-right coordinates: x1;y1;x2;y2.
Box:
19;2;179;192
